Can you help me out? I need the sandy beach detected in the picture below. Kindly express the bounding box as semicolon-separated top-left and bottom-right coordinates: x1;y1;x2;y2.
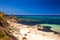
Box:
7;20;60;40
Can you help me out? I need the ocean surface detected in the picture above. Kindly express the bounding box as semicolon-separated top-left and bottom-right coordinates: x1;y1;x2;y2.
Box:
15;15;60;32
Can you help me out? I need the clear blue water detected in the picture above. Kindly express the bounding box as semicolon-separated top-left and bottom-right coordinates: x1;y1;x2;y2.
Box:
15;15;60;32
16;15;60;19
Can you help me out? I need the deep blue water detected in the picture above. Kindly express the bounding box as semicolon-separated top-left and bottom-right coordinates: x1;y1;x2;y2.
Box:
15;15;60;25
16;15;60;19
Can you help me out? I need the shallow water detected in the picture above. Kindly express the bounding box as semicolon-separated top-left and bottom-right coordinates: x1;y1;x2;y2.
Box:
40;24;60;32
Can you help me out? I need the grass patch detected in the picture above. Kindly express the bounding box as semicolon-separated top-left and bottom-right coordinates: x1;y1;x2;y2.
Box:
0;30;12;40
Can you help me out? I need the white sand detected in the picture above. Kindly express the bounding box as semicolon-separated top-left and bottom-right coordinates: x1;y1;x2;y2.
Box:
7;20;60;40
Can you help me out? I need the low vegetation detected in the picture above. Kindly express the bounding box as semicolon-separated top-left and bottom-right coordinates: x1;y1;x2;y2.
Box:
0;11;18;40
0;29;12;40
0;11;9;27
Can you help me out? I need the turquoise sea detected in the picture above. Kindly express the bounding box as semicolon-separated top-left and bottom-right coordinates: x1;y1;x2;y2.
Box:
16;15;60;32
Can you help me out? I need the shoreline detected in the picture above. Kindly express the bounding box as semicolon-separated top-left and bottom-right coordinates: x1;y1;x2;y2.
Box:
18;21;60;33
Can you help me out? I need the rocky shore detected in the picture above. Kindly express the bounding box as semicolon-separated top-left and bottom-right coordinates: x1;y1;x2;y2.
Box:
7;20;60;40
